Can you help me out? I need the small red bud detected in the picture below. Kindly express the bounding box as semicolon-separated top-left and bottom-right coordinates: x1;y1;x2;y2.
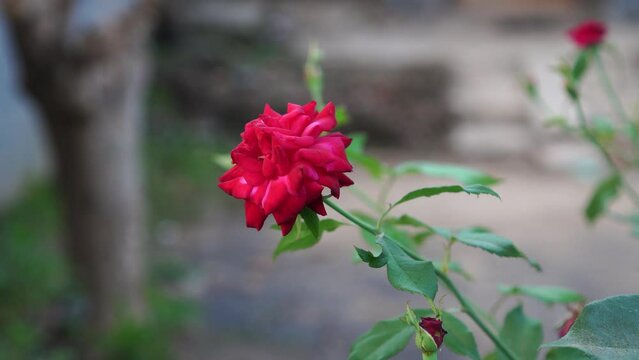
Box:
558;308;580;338
419;317;447;349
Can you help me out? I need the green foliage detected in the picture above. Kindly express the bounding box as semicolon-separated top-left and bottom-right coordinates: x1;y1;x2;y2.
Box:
498;305;543;360
102;290;198;360
585;173;621;223
348;317;416;360
392;215;452;240
543;116;571;130
441;311;481;360
0;182;72;358
211;153;233;170
300;207;320;239
346;133;388;179
348;308;439;360
543;295;639;359
498;285;585;305
572;49;593;84
545;348;591;360
0;127;216;358
336;105;351;127
521;77;539;101
273;219;343;258
394;184;500;207
349;308;484;360
394;162;500;186
454;229;541;271
354;212;416;252
378;238;438;299
355;246;387;268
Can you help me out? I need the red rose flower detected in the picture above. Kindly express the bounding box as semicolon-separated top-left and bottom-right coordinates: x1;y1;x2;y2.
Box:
219;101;353;236
568;20;607;48
419;317;447;349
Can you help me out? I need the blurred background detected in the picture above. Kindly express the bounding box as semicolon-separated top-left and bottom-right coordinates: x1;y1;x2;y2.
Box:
1;0;639;359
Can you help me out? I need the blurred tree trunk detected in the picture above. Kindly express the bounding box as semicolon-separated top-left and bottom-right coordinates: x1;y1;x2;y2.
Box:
3;0;155;338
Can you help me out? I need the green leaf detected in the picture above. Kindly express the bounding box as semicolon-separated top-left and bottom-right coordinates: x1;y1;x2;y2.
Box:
272;219;342;258
394;185;500;207
392;215;452;240
378;238;438;299
348;317;414;360
572;49;592;84
455;230;541;271
336;105;350;127
545;348;590;360
355;212;417;251
498;305;543;360
345;133;388;179
542;294;639;360
585;173;622;223
348;152;388;179
483;352;498;360
498;285;585;305
300;207;320;239
355;246;387;268
347;133;368;154
211;153;232;170
543;116;571;130
556;61;572;80
441;312;481;360
521;76;538;101
394;162;500;186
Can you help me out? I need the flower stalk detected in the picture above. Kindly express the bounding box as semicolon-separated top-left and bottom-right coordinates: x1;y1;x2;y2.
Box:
573;95;639;207
323;197;520;360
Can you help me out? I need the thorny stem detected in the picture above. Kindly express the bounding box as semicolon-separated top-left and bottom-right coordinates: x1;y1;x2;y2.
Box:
323;198;520;360
574;99;639;207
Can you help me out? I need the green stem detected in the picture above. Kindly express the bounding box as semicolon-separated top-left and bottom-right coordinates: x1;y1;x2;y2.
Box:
349;187;384;214
376;205;394;231
378;173;397;206
574;99;639;207
593;51;633;127
436;270;519;360
441;240;454;274
323;198;520;360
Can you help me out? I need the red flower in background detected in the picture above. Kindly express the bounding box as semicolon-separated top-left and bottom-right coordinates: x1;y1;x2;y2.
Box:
419;317;447;349
558;308;580;338
568;21;607;48
219;101;353;236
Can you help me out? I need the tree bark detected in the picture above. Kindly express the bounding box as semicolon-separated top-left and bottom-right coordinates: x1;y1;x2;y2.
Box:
3;0;155;334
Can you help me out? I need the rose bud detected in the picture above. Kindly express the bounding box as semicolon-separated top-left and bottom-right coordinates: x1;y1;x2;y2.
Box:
567;20;607;48
218;101;353;236
558;308;580;338
419;317;447;349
